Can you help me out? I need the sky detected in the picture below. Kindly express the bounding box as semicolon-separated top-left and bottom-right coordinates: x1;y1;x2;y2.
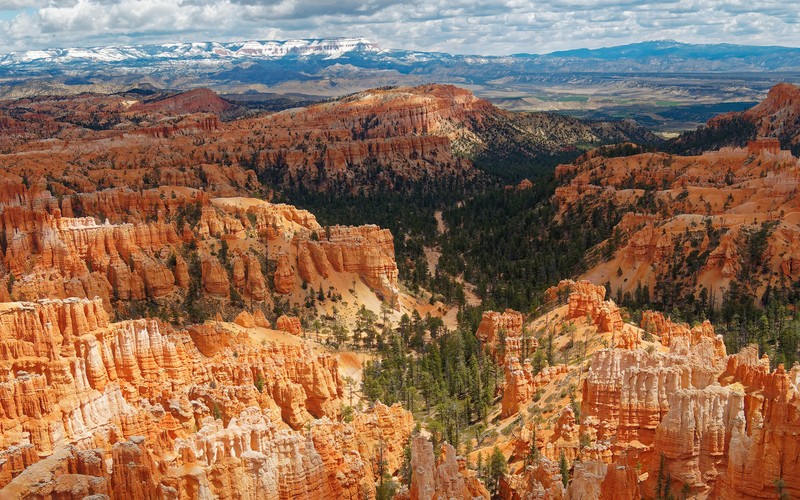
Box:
0;0;798;55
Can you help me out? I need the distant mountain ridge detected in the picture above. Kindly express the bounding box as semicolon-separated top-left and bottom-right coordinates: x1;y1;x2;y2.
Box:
2;38;799;73
0;37;380;66
3;37;399;65
2;38;798;118
542;39;800;62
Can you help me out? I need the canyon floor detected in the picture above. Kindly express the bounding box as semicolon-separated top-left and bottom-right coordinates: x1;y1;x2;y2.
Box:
0;81;799;499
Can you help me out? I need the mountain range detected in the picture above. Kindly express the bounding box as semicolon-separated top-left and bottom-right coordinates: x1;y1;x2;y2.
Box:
3;38;800;73
1;37;797;132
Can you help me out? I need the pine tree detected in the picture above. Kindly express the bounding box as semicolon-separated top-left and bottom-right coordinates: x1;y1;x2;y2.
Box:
526;424;539;467
664;472;673;500
559;450;570;489
488;446;507;496
655;453;667;499
400;440;412;486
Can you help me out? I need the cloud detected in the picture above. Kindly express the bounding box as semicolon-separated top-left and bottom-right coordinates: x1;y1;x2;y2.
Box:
0;0;798;54
0;0;46;9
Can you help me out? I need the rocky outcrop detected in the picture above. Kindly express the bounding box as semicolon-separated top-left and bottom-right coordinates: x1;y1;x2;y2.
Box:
671;82;800;154
475;309;531;363
311;402;414;499
234;310;256;328
714;347;800;499
253;309;270;328
555;106;800;305
276;315;303;336
241;254;267;301
273;252;295;295
501;359;568;418
544;405;580;464
0;184;404;324
208;198;400;303
598;463;639;500
3;212;181;306
0;85;468;497
567;460;639;500
579;317;799;498
546;280;624;333
0;445;110;499
502;457;566;500
297;225;400;302
4;403;414;500
581;342;721;447
200;252;230;298
130;88;234;115
0;297;414;497
410;434;489;500
640;310;726;357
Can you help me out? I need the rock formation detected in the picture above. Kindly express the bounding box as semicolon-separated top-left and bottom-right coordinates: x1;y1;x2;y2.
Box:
409;434;489;500
578;307;800;498
297;225;399;302
129;88;234;115
640;310;726;357
672;82;800;155
0;181;403;324
501;457;566;500
201;252;230;298
553;102;800;304
275;315;303;336
501;359;568;418
546;280;624;334
475;309;532;363
561;460;640;500
234;310;256;328
0;297;414;498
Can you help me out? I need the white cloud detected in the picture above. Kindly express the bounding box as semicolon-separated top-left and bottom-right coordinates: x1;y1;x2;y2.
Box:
0;0;45;9
0;0;798;53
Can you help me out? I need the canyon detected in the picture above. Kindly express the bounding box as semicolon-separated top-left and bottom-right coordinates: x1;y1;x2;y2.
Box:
0;296;413;498
0;180;400;325
478;280;800;499
0;78;798;499
554;115;800;304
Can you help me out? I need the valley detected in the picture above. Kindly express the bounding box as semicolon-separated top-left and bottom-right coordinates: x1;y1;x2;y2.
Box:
0;45;799;499
2;38;798;132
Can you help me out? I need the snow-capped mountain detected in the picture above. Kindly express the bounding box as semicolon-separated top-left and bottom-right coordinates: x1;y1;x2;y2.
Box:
0;37;380;66
1;38;798;76
0;39;797;102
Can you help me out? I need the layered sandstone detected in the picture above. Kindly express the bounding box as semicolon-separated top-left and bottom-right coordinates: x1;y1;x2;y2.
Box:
563;460;640;500
501;359;568;418
545;280;624;333
2;211;181;306
714;347;800;499
0;182;404;327
273;252;295;294
640;310;726;357
501;457;566;500
233;310;256;328
275;315;303;336
409;434;489;500
0;297;413;498
554;117;800;303
297;225;399;302
475;309;532;363
201;252;230;298
578;315;799;498
130;88;234;115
